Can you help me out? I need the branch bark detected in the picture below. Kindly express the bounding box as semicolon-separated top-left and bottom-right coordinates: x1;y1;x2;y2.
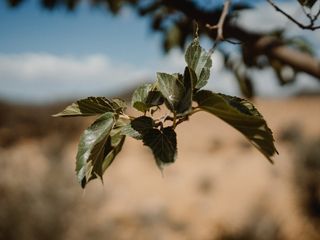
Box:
206;0;231;41
162;0;320;80
254;36;320;78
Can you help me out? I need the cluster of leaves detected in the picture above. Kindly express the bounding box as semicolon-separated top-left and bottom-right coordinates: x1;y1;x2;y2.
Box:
54;36;278;188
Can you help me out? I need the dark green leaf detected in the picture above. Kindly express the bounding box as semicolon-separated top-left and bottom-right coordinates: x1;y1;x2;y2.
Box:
142;127;177;169
100;128;126;176
145;90;164;106
76;112;116;188
194;90;278;163
298;0;317;8
156;71;192;115
53;97;125;117
185;37;212;89
131;84;164;112
131;116;155;134
179;67;193;114
121;116;155;140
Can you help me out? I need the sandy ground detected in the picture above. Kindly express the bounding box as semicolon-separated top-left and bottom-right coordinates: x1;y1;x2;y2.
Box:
0;96;319;240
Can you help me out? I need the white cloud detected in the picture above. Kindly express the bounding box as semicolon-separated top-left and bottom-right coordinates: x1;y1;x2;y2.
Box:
238;2;309;32
0;53;152;103
0;48;240;103
156;49;186;73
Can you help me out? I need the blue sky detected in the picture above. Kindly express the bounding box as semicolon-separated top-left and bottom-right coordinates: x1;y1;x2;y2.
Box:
0;0;161;64
0;0;319;103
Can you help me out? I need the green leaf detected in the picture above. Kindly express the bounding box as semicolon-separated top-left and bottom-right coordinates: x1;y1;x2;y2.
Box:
194;90;278;163
76;112;116;188
131;83;153;112
156;71;192;115
113;98;127;110
121;116;155;140
298;0;317;8
131;116;155;134
53;97;125;117
142;127;177;169
185;37;212;89
156;72;183;112
180;67;193;114
100;127;126;176
120;124;142;140
145;90;164;107
131;83;164;112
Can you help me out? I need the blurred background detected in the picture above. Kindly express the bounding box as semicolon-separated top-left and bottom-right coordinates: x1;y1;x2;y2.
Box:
0;0;320;239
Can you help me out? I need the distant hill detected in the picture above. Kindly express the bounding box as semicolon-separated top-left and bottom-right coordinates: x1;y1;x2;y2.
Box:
0;100;87;147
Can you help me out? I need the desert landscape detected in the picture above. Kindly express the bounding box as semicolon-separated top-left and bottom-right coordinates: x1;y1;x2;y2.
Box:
0;95;319;240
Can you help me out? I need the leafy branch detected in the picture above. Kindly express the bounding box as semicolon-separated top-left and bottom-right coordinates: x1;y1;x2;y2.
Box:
54;35;278;188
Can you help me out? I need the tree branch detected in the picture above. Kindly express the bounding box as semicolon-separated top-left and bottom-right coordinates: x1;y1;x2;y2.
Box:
254;36;320;78
161;0;320;80
206;0;232;52
267;0;320;31
206;0;231;41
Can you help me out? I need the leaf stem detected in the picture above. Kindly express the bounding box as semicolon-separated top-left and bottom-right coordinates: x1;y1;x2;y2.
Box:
173;108;203;128
119;114;135;121
190;107;202;115
172;113;177;129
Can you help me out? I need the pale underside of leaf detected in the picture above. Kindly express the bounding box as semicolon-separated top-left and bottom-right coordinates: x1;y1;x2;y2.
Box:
131;83;164;112
156;72;184;111
120;124;142;140
156;72;192;115
131;83;153;112
185;38;212;89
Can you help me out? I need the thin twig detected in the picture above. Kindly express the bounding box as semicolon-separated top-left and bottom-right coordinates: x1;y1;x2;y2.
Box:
267;0;320;31
225;39;241;45
119;114;134;121
314;6;320;20
301;4;313;21
206;0;233;53
206;0;231;41
301;3;320;23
